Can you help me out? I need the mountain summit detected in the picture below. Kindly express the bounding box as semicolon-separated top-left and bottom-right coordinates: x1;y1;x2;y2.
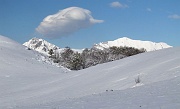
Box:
93;37;172;51
23;37;83;55
23;37;60;55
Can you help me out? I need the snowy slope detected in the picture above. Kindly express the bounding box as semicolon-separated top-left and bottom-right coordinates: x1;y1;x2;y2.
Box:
94;37;172;51
0;35;69;108
47;77;180;109
23;38;83;55
0;35;180;109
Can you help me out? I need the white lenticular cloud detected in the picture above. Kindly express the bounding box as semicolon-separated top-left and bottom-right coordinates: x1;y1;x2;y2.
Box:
110;1;128;8
36;7;104;38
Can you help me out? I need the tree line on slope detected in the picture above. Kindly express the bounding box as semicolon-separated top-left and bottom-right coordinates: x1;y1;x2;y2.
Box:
48;46;146;70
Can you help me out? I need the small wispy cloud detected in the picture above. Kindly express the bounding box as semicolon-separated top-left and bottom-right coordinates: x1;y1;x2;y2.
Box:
110;1;128;8
168;14;180;19
147;8;152;12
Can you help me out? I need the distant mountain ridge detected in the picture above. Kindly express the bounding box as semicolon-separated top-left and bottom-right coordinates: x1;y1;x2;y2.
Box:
23;37;172;55
93;37;172;51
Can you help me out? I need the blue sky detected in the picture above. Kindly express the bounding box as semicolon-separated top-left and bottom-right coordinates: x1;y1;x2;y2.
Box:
0;0;180;49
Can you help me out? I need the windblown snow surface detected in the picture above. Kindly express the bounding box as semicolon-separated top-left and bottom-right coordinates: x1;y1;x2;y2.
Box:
0;35;180;109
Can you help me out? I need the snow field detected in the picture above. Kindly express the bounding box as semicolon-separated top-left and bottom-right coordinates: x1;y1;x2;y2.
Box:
0;35;180;109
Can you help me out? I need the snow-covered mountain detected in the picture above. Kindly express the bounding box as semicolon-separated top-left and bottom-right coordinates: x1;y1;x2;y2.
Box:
94;37;172;51
23;37;60;55
23;37;83;55
1;35;180;109
24;37;172;56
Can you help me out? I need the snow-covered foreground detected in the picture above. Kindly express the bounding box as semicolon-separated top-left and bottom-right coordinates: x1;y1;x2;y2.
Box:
0;35;180;109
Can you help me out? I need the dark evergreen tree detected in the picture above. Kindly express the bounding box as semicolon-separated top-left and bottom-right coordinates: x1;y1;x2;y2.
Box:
61;47;74;62
68;52;83;70
48;49;54;57
47;45;146;70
